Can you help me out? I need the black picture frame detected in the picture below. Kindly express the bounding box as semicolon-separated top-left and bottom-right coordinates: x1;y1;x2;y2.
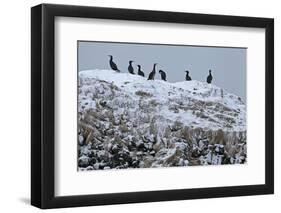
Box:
31;3;274;209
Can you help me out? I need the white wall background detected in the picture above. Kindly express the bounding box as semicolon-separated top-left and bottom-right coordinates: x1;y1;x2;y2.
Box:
0;0;279;212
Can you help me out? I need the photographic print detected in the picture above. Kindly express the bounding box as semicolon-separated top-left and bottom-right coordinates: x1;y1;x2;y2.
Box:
77;41;247;171
31;5;274;208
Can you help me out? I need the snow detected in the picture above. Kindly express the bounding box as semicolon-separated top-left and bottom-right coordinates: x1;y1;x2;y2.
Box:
79;69;246;132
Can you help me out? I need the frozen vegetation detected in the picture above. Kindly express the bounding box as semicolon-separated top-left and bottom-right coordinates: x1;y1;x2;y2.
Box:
78;70;247;171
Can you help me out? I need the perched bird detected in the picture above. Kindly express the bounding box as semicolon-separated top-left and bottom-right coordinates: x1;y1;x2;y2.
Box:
108;55;120;72
206;69;213;84
159;70;167;81
147;63;157;80
185;70;192;81
128;60;135;74
137;65;145;77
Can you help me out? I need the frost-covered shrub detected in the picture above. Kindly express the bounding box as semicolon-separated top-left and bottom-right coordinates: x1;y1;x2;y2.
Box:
135;90;153;97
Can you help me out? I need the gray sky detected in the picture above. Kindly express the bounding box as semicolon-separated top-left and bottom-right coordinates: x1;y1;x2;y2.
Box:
78;41;246;100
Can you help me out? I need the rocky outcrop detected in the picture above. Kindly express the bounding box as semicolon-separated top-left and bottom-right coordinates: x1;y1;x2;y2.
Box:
78;70;247;170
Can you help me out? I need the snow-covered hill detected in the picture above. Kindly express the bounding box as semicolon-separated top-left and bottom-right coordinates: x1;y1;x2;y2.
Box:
78;70;247;170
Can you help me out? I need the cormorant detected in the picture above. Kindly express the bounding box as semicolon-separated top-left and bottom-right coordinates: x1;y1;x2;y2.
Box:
159;70;167;81
108;55;120;72
185;70;192;81
128;60;135;74
207;69;213;84
147;63;157;80
137;65;145;77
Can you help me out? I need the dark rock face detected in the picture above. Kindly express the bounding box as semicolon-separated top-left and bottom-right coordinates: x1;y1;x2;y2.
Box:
78;115;247;170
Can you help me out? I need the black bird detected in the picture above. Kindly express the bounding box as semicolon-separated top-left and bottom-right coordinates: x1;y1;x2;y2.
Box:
128;60;135;74
147;63;157;80
137;65;145;77
108;55;120;72
159;70;167;81
185;70;192;81
206;69;213;84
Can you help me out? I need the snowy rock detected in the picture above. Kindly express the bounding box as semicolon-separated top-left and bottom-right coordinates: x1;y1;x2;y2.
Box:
78;155;90;168
198;139;209;149
78;135;84;146
215;144;225;155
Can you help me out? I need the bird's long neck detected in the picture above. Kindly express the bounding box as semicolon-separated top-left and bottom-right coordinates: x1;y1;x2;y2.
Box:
138;66;141;71
153;64;156;72
109;56;113;61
